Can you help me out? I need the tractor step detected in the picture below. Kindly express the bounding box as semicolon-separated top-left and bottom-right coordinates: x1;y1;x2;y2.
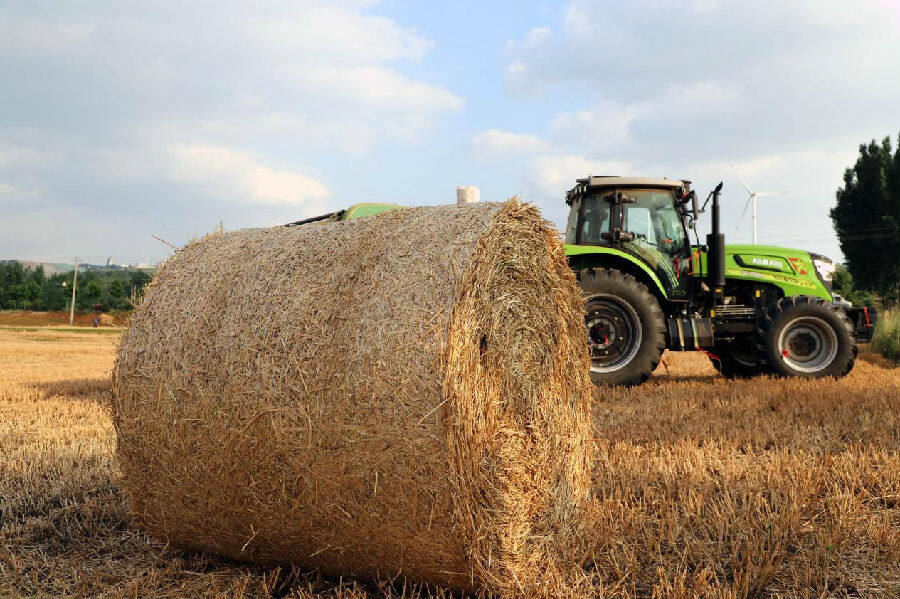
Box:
666;317;714;351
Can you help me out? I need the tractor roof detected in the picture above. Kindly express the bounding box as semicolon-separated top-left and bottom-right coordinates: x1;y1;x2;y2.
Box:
575;176;690;189
567;176;690;204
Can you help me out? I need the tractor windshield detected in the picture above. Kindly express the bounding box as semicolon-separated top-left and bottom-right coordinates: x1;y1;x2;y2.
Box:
572;188;687;258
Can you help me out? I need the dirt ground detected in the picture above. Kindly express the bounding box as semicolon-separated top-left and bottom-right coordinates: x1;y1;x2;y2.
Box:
1;327;898;598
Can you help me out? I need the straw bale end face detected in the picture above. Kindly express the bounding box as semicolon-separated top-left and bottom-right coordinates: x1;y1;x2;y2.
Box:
112;200;594;597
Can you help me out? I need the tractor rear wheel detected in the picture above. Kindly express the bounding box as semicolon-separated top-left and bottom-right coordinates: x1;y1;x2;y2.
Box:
756;296;857;378
577;268;666;386
710;337;765;379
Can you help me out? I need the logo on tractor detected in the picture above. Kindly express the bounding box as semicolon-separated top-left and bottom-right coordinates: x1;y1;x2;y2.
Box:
750;257;782;269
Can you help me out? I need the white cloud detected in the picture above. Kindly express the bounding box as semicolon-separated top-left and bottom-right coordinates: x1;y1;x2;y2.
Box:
0;1;464;171
548;82;739;153
0;0;464;260
471;129;550;158
505;0;899;160
242;4;433;66
0;146;56;169
170;145;330;207
692;0;719;11
661;81;740;114
526;153;630;198
506;60;529;78
0;182;39;205
493;0;900;259
550;102;641;149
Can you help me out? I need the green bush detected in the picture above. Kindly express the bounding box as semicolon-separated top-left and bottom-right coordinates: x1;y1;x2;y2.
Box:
831;264;877;307
872;309;900;362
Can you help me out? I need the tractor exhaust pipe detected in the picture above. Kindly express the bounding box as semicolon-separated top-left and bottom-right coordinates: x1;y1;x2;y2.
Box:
706;182;725;300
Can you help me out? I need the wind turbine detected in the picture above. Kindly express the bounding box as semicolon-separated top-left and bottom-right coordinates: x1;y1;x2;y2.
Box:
731;163;788;244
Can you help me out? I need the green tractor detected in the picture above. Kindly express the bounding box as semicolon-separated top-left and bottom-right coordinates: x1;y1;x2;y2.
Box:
564;176;877;385
287;180;878;386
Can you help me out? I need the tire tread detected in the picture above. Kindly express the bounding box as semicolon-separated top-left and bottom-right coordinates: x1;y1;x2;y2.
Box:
578;267;665;386
755;295;856;378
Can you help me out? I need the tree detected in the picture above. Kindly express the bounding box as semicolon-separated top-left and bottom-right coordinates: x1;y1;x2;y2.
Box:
831;134;900;306
832;264;853;296
0;260;154;312
108;279;125;310
40;277;68;311
832;264;876;307
83;280;103;302
128;270;152;302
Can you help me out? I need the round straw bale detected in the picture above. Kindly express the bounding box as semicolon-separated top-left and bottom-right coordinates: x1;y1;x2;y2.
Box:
112;200;594;597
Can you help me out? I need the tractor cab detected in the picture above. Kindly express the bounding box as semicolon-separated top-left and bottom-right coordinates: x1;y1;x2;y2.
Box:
565;177;695;299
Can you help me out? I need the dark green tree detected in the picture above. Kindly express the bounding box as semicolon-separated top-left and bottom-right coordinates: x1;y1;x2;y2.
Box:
0;260;153;312
40;277;67;311
129;270;152;294
832;264;853;296
108;279;125;310
82;279;103;306
831;264;876;307
831;134;900;305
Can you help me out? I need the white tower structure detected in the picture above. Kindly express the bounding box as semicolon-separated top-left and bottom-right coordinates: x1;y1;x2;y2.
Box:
456;185;481;205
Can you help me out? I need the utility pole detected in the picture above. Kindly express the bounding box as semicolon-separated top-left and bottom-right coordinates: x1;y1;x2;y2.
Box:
69;257;78;326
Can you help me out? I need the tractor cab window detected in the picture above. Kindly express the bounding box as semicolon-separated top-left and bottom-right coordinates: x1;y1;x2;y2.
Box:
623;190;687;258
568;196;611;245
625;206;656;245
565;197;581;243
574;189;686;257
622;190;689;295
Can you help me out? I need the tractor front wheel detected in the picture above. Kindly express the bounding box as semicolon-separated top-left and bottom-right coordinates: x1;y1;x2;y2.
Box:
756;296;857;378
578;268;666;386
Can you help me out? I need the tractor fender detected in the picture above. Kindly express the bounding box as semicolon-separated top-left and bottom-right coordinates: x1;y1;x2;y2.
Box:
564;244;668;302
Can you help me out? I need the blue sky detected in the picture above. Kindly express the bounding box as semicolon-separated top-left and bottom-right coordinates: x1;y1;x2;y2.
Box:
2;0;899;265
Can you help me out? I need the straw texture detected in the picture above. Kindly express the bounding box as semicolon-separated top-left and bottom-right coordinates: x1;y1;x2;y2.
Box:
112;200;594;597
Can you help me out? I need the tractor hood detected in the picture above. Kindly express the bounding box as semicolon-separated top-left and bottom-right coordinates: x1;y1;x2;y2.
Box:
719;244;833;300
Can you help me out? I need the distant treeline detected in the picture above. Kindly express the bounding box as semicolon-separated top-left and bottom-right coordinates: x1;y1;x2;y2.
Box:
0;261;153;311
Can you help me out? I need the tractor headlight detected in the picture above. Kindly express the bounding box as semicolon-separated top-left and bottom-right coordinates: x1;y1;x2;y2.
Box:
809;253;835;290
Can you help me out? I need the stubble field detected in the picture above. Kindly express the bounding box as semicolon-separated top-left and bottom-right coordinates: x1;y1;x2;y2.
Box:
1;326;898;598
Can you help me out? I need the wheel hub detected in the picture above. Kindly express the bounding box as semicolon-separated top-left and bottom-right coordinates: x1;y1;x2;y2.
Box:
588;316;616;351
777;316;838;373
585;296;642;373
